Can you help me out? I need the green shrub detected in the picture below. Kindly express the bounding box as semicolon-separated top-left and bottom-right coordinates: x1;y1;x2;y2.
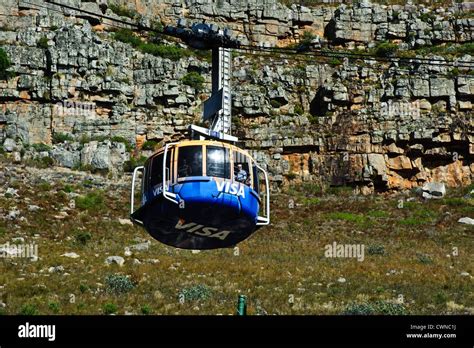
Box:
375;41;398;57
416;253;433;264
398;217;425;226
367;210;389;218
181;72;204;91
76;192;105;211
434;291;447;305
447;68;460;78
28;156;54;168
149;20;164;41
414;43;474;58
37;36;48;49
398;203;436;226
113;29;142;47
367;210;390;218
141;140;158;151
326;186;353;196
328;58;343;66
289;182;323;196
419;12;435;23
270;99;283;108
344;301;407;315
108;4;138;19
75;232;92;246
62;184;74;193
191;48;212;62
19;304;38;315
41;156;53;166
0;47;13;80
105;274;136;295
326;212;366;224
38;181;51;191
48;302;60;314
179;284;212;302
151;20;163;33
123;156;147;173
300;30;315;46
302;197;321;205
52;132;74;144
374;301;407;315
110;136;133;152
79;284;89;293
367;244;385;255
294;104;304;115
456;42;474;56
103;303;118;315
141;305;152;315
31;143;51;152
344;302;375;315
292;65;306;79
139;42;191;61
78;134;110;144
307;115;319;124
443;198;466;207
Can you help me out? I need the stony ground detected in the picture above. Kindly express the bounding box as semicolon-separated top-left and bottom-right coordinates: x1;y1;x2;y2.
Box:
0;156;473;315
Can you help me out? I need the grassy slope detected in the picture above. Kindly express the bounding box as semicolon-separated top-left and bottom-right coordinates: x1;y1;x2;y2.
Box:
0;159;473;315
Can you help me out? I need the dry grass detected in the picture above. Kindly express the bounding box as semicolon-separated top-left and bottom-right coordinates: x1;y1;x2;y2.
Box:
0;159;473;315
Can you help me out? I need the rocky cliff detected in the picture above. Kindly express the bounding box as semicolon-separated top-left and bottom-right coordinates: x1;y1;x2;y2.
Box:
0;0;472;192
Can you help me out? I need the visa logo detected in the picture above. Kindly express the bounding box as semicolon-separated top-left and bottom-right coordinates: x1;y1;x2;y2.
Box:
175;221;231;240
216;181;245;198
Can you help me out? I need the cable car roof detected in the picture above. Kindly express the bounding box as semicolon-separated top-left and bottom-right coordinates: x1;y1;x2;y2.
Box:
150;139;253;157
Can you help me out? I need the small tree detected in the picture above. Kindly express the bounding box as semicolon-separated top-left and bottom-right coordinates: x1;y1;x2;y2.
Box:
0;48;12;80
300;31;316;46
182;72;205;92
375;41;398;57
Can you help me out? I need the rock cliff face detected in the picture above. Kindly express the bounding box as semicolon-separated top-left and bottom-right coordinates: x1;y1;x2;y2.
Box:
0;0;472;192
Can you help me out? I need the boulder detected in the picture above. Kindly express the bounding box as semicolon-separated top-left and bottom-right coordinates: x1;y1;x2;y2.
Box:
51;147;80;168
458;217;474;225
61;252;80;259
3;138;16;152
105;256;125;266
421;182;446;199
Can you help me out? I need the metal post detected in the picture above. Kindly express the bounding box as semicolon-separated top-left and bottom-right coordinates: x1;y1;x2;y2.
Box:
210;47;232;135
236;295;247;315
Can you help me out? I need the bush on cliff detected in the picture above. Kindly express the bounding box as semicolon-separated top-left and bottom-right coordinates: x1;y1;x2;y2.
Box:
375;41;399;57
0;47;13;80
181;72;205;92
112;29;191;61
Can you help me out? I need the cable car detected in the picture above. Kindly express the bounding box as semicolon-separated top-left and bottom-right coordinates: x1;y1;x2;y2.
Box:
129;19;270;249
130;139;269;249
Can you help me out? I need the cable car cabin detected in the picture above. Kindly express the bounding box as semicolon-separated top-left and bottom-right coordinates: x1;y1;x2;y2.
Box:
130;140;270;250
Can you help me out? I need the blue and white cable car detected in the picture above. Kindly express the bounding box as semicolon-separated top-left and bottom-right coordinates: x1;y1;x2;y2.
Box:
130;139;269;249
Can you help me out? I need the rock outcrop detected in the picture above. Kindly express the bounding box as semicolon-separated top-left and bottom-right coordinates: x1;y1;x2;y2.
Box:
0;0;472;192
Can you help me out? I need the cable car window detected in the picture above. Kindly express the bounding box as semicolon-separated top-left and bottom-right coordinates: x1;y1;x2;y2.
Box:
206;146;230;179
150;153;164;188
233;151;251;186
253;165;259;194
149;150;173;188
178;146;202;178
